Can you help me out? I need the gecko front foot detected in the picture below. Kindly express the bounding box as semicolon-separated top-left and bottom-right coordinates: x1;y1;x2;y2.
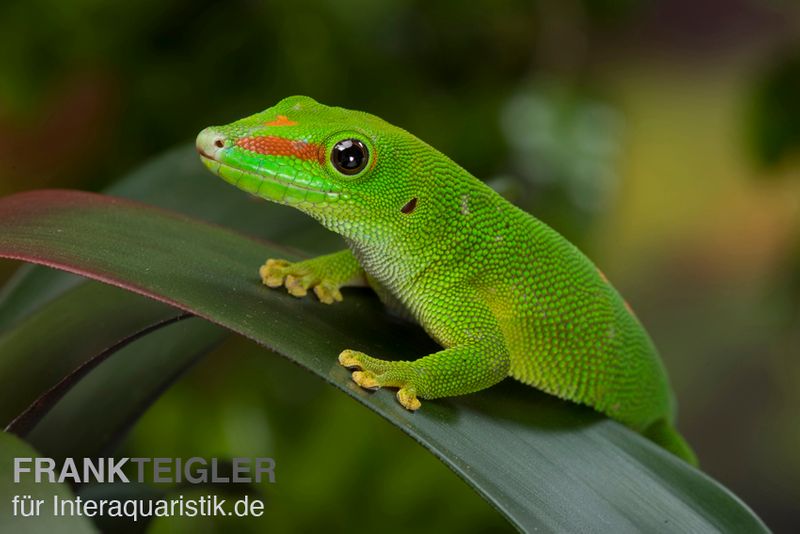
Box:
338;350;422;411
259;258;343;304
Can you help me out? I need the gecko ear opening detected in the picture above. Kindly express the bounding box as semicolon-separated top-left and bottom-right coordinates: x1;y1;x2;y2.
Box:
401;197;418;214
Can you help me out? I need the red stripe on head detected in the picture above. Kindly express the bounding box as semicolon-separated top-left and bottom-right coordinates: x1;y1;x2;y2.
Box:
236;136;322;163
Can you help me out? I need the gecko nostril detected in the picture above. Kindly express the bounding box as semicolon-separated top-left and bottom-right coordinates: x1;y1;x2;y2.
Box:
195;128;228;159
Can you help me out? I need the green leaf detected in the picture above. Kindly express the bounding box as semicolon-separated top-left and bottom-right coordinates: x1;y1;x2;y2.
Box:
0;146;332;445
0;264;85;332
0;190;768;532
26;317;229;460
747;52;800;168
0;146;325;463
0;146;326;448
0;282;184;429
0;431;96;533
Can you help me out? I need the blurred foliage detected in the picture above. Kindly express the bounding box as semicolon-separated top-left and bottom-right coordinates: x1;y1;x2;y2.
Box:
0;0;635;243
0;0;798;531
498;78;625;239
748;49;800;168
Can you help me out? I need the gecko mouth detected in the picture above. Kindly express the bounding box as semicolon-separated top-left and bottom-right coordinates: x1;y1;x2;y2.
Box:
197;148;216;160
199;154;342;204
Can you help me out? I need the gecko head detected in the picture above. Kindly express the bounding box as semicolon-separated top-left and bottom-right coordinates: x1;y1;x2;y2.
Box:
196;95;454;242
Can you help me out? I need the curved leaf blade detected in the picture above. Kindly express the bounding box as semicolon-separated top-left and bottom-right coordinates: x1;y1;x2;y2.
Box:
0;190;768;532
0;282;183;427
26;318;229;460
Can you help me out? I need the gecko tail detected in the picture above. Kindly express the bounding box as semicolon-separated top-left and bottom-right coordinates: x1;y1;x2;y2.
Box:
643;418;699;467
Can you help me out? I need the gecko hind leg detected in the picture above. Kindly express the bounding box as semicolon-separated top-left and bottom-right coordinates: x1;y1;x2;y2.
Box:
339;342;509;411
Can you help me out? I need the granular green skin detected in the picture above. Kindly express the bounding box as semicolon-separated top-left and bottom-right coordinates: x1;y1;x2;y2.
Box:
197;96;696;464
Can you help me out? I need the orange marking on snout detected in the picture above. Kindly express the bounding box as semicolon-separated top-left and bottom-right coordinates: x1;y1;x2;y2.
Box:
237;135;321;162
597;268;609;283
265;115;298;127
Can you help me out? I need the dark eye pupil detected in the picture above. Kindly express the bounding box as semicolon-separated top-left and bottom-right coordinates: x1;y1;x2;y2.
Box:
331;139;368;175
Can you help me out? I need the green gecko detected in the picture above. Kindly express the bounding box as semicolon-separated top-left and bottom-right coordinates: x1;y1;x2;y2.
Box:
196;95;697;465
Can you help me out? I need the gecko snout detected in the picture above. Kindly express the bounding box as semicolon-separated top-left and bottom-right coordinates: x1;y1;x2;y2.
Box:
196;127;227;160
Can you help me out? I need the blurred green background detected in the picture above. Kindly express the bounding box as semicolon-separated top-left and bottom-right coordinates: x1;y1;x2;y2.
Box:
1;0;798;531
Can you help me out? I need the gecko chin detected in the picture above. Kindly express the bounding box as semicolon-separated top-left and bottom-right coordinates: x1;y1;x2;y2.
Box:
199;155;344;207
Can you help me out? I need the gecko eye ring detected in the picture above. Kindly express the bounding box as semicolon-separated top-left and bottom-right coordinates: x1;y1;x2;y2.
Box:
331;139;368;175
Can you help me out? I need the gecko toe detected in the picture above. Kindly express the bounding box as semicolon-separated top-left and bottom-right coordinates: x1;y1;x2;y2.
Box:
338;350;364;370
397;387;421;411
352;371;381;390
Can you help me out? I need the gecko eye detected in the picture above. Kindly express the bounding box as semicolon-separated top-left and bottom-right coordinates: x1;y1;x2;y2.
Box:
331;139;368;175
